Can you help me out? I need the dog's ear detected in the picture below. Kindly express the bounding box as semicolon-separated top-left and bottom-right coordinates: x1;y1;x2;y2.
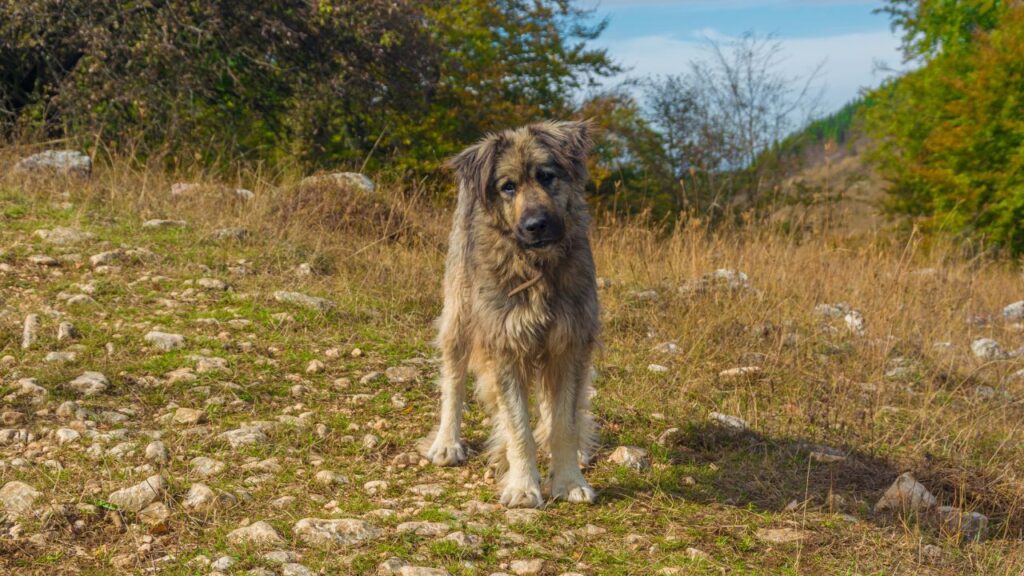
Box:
447;135;502;204
531;119;595;181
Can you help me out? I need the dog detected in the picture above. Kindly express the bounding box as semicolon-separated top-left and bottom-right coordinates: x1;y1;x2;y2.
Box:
420;120;599;509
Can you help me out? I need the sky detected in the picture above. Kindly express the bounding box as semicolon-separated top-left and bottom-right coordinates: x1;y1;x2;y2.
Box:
585;0;907;117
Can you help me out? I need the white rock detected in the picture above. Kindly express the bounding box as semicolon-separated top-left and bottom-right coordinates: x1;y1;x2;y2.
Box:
292;518;380;546
708;411;749;431
509;559;545;575
210;556;236;571
182;483;218;510
197;278;228;291
396;521;449;537
190;456;226;477
89;250;121;267
607;446;650;471
385;366;418;383
44;351;77;363
226;521;285;547
108;474;166;513
718;366;761;378
172;407;206;426
145;331;185;351
15;150;91;177
755;527;809;543
874;472;936;513
0;481;42;516
142;219;187;229
139;501;171;526
364;480;388;495
300;172;375;193
1003;300;1024;321
844;310;866;336
55;428;81;444
647;364;669;374
937;505;988;542
34;226;94;245
212;227;249;241
57;322;79;341
971;338;1006;360
220;426;267;448
274;291;334;312
68;371;110;396
145;440;169;464
21;314;40;350
314;470;348;486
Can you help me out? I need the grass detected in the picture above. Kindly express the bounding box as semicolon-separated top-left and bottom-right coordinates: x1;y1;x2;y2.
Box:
0;147;1023;574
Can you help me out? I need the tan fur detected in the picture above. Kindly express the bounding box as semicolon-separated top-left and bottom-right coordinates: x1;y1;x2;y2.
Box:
420;120;600;508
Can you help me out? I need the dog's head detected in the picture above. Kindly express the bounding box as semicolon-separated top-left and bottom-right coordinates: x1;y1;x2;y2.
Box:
448;120;593;251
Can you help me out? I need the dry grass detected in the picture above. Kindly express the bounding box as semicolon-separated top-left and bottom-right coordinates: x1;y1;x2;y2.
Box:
2;147;1024;574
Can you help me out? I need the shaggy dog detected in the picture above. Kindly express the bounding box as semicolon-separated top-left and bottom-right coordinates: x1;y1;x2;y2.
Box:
421;120;599;508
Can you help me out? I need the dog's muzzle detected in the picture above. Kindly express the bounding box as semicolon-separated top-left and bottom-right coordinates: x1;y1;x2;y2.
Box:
516;211;564;249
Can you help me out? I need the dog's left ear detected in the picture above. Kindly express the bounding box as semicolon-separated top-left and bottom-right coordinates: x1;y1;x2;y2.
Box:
447;135;502;205
532;119;595;181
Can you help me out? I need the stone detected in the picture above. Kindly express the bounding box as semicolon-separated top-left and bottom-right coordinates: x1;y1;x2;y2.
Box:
385;366;418;383
34;226;94;245
90;250;121;267
755;527;809;543
57;322;79;341
15;150;92;177
27;254;59;266
142;219;187;229
212;227;250;241
937;506;988;542
844;310;866;336
191;457;226;477
274;291;334;312
227;521;285;547
443;531;482;549
139;501;171;527
182;481;218;508
195;357;228;373
0;481;42;516
1004;300;1024;321
718;366;761;378
504;508;542;525
656;427;682;447
145;331;185;351
971;338;1006;360
281;564;314;576
607;446;650;471
708;411;749;431
314;470;348;486
409;484;444;498
21;314;40;349
145;441;169;464
45;351;77;363
647;364;669;374
108;475;166;513
396;521;449;537
364;480;388;495
262;550;299;565
685;547;711;561
300;172;375;193
69;371;110;396
7;378;47;404
306;360;325;374
509;559;545;575
875;472;936;513
197;278;228;291
220;426;268;448
55;427;81;444
66;294;97;306
211;556;236;571
292;517;380;547
172;407;207;426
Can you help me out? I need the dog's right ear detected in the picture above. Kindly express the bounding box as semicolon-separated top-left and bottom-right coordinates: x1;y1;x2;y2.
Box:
447;135;501;204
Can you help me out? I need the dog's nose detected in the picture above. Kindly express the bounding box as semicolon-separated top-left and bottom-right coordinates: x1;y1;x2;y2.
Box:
522;214;549;235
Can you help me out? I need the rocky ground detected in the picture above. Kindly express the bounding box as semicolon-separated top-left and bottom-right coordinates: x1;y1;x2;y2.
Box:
1;152;1024;575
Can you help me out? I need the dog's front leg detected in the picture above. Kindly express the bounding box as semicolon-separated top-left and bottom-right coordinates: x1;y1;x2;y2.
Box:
424;340;468;466
492;362;543;508
542;358;596;504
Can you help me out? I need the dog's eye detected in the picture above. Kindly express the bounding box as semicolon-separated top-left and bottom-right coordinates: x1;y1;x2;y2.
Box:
500;182;517;195
537;171;555;186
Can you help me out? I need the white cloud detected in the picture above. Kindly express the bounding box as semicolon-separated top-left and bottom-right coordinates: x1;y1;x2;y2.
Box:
597;28;904;114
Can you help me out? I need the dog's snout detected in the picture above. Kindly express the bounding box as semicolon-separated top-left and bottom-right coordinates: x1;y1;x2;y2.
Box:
522;214;549;234
516;209;564;248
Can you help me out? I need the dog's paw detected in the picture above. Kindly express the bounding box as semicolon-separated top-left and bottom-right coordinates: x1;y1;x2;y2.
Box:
424;438;467;466
500;477;544;509
547;474;596;504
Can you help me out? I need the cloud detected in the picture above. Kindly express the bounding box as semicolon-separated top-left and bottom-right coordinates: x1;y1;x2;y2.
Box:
596;28;904;113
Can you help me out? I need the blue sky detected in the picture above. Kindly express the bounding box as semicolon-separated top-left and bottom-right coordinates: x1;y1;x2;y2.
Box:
586;0;906;116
